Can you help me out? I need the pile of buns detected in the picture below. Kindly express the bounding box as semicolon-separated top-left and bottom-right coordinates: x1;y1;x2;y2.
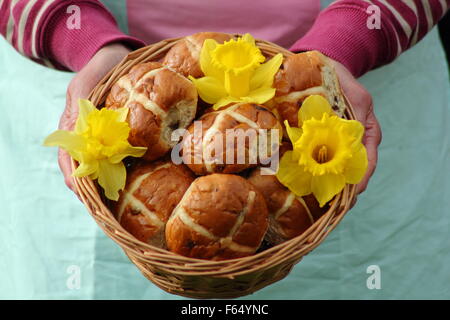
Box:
107;32;346;261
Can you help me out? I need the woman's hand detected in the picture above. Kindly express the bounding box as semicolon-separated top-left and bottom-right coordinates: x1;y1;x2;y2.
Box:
330;59;382;194
58;43;131;194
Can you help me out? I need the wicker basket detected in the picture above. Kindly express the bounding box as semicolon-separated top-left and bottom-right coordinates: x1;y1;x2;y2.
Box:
72;35;357;299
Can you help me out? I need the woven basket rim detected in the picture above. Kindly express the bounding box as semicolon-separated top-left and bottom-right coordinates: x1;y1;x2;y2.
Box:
71;35;357;298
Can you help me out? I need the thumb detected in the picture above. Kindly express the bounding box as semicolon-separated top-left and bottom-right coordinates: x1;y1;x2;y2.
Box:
356;111;382;194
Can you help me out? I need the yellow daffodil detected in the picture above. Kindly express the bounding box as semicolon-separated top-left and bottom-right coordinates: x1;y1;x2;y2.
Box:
276;95;368;207
43;99;147;201
189;33;283;110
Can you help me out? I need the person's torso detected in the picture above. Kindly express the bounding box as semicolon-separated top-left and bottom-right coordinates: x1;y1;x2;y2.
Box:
126;0;320;48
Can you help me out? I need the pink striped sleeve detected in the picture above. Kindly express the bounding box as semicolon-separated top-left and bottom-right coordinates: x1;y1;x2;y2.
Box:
0;0;145;71
291;0;450;77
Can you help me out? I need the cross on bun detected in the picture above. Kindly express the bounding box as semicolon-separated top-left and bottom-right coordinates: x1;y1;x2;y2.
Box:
247;167;327;245
268;51;347;135
105;62;198;161
162;32;232;78
181;103;282;175
165;174;269;260
114;160;195;248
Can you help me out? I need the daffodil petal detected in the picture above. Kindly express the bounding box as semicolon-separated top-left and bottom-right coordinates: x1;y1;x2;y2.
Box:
75;99;97;133
212;87;275;110
245;87;276;104
276;151;313;196
189;76;227;104
299;95;333;124
43;130;83;148
109;145;148;163
341;119;365;145
284;120;302;144
115;107;129;122
213;96;241;110
344;144;368;184
72;161;99;178
89;108;131;144
242;33;256;45
97;160;126;201
224;69;251;98
200;39;223;81
250;53;283;90
90;170;99;180
311;173;345;207
79;98;96;112
43;130;86;161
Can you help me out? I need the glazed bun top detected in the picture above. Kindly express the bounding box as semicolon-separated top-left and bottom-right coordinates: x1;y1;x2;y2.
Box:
114;160;195;247
165;174;269;260
271;51;347;118
247;167;327;243
106;62;197;111
117;160;195;222
163;32;232;78
179;174;267;242
105;62;198;161
273;51;324;95
182;102;282;175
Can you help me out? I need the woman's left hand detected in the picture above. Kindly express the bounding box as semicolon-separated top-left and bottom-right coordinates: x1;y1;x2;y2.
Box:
330;59;382;194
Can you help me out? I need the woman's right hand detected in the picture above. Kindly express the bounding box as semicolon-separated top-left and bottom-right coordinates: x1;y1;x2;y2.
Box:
58;43;132;194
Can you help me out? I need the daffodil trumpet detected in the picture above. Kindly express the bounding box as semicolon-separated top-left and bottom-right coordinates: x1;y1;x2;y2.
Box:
276;95;368;207
189;33;283;110
43;99;147;201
